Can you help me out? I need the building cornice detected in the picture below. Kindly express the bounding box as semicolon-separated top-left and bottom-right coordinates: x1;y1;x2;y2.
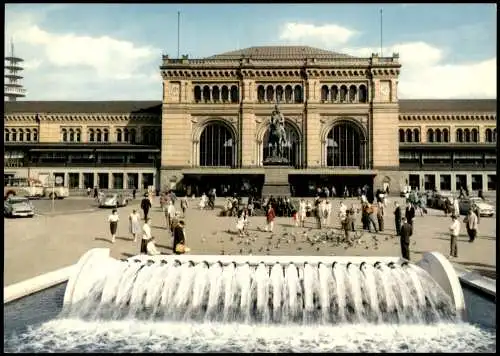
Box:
399;113;496;121
4;113;161;123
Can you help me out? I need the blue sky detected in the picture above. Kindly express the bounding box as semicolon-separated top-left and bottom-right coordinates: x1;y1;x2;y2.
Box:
5;3;497;100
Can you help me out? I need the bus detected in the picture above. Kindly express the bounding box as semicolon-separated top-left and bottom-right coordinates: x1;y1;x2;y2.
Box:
4;176;69;200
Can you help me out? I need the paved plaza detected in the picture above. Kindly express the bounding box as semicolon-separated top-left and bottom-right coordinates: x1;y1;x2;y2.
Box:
4;196;497;286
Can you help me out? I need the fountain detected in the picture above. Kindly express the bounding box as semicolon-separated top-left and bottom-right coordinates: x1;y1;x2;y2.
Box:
4;249;496;352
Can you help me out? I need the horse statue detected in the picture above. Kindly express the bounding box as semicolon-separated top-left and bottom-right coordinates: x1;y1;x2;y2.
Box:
268;103;288;158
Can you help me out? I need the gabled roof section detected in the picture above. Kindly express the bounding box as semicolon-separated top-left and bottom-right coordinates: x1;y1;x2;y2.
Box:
206;45;354;60
399;99;497;113
4;101;163;114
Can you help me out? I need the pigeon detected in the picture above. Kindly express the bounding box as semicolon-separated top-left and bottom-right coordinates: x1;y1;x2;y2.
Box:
316;247;320;251
365;246;369;249
230;236;234;241
212;231;218;235
259;247;264;252
221;249;225;255
237;240;242;245
297;247;302;251
239;249;243;254
385;237;389;241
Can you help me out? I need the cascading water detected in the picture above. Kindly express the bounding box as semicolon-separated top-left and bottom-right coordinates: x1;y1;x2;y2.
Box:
5;257;496;353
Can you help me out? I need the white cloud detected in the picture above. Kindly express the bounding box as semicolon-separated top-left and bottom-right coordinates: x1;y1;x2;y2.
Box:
341;41;496;99
5;7;161;100
279;22;357;47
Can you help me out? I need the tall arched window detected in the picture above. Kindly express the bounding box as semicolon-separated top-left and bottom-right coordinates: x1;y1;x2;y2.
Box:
263;121;300;167
96;129;102;142
399;129;405;143
413;129;420;142
326;121;363;167
321;85;329;101
222;86;230;102
493;128;497;142
284;85;293;103
5;129;10;142
276;85;284;102
405;129;412;143
69;129;75;142
194;86;202;102
62;129;68;142
358;85;367;103
464;129;471;143
19;129;24;142
116;129;122;142
199;122;234;166
257;86;265;102
294;85;303;103
339;85;347;103
331;85;339;102
26;129;31;142
485;129;492;143
427;129;434;143
103;129;109;142
130;129;136;144
456;129;463;143
266;85;274;102
33;129;38;142
202;86;210;102
443;129;449;143
435;129;442;143
124;129;129;142
212;86;220;102
348;85;357;102
76;129;81;142
230;85;239;103
471;128;478;143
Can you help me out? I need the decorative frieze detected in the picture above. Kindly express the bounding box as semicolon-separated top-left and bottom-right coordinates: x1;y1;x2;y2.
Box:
399;114;496;121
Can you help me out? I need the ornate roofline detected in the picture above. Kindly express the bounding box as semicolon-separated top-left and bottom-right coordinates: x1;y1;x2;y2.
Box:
5;113;161;122
399;113;496;121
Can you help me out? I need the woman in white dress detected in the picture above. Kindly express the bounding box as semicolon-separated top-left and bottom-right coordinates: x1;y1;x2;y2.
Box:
128;209;141;242
199;193;207;210
236;211;245;237
108;209;119;243
298;199;307;228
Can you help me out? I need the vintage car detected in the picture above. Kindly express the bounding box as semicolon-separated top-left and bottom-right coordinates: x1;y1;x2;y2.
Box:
99;194;129;208
459;197;495;217
4;196;35;218
428;191;454;210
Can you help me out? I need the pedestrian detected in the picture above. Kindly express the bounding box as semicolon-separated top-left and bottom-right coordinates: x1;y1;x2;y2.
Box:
128;209;141;242
141;218;152;254
377;201;385;232
132;188;136;200
199;193;207;210
264;204;276;232
87;187;91;197
180;196;188;216
367;203;379;233
167;200;176;230
448;215;460;258
453;198;460;217
146;236;162;256
394;201;402;236
400;217;413;260
472;204;481;225
173;220;189;254
236;210;246;237
141;193;152;221
298;199;307;228
108;208;119;243
405;202;415;227
343;210;355;245
93;186;98;199
463;209;478;243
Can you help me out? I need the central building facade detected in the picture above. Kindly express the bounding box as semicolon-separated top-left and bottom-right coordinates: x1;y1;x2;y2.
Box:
160;46;402;194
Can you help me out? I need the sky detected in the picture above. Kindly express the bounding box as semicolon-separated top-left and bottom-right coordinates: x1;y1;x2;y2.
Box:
4;3;497;101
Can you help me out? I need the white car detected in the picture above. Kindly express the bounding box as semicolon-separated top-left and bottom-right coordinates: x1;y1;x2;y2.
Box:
99;194;129;208
4;196;35;218
459;197;495;217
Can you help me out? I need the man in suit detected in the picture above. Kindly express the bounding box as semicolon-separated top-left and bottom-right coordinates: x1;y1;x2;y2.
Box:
173;220;186;255
400;217;413;260
405;202;416;227
141;193;152;222
394;202;402;236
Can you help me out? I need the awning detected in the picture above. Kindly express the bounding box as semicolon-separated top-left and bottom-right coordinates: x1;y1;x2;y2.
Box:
95;149;160;153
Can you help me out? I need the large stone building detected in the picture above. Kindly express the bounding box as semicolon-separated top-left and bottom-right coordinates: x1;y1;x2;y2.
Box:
3;46;497;195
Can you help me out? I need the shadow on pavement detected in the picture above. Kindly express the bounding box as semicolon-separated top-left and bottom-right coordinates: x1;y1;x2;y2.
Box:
94;237;111;243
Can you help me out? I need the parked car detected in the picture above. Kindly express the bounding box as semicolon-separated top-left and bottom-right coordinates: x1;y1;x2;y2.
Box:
459;197;495;217
428;191;454;210
99;194;129;208
4;196;35;218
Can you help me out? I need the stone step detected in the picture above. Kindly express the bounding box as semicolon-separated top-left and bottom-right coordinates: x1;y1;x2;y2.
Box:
262;184;291;197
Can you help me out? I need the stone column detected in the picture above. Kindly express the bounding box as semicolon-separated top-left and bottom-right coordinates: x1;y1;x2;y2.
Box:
79;172;84;189
241;108;256;167
138;173;143;191
451;174;457;192
64;172;69;188
482;173;488;192
124;173;128;189
109;173;113;189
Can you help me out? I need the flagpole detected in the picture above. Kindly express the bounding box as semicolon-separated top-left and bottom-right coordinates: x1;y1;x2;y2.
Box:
380;8;383;57
177;11;180;59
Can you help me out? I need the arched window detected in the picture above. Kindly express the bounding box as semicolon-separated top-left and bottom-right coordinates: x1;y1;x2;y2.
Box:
5;129;10;142
221;86;229;102
230;85;239;103
257;85;265;102
326;121;363;167
339;85;347;103
266;85;274;102
284;85;293;103
276;85;284;102
456;129;463;143
427;129;434;143
69;129;75;142
194;86;202;103
464;129;471;143
493;128;497;142
199;122;234;166
103;129;109;142
358;85;367;103
12;129;17;141
116;129;122;142
124;129;129;142
89;129;95;142
19;129;24;141
96;129;102;142
348;85;357;102
212;86;220;102
294;85;302;103
62;129;68;142
321;85;329;101
471;128;478;143
263;121;300;167
435;129;442;143
33;129;38;142
202;86;210;102
399;129;405;143
26;129;31;142
130;128;136;144
76;129;81;142
405;129;412;143
485;129;492;143
443;129;449;143
331;85;339;102
413;129;420;142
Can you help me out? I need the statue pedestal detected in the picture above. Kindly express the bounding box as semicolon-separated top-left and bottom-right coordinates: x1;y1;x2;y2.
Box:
262;165;291;198
263;156;290;166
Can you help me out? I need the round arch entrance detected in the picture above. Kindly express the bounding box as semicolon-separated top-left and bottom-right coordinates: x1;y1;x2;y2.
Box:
262;121;301;167
199;121;235;167
325;120;366;168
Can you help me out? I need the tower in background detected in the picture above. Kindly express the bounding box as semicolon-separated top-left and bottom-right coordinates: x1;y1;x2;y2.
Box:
4;40;26;101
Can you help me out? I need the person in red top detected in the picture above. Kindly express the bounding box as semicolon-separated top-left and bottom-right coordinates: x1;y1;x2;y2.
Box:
264;204;276;232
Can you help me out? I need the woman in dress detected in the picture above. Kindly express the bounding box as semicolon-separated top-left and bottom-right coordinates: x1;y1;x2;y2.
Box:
236;210;245;237
298;199;307;228
199;193;207;210
108;209;119;243
128;209;141;242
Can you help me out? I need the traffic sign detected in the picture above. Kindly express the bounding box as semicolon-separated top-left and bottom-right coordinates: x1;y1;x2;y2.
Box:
55;176;63;185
